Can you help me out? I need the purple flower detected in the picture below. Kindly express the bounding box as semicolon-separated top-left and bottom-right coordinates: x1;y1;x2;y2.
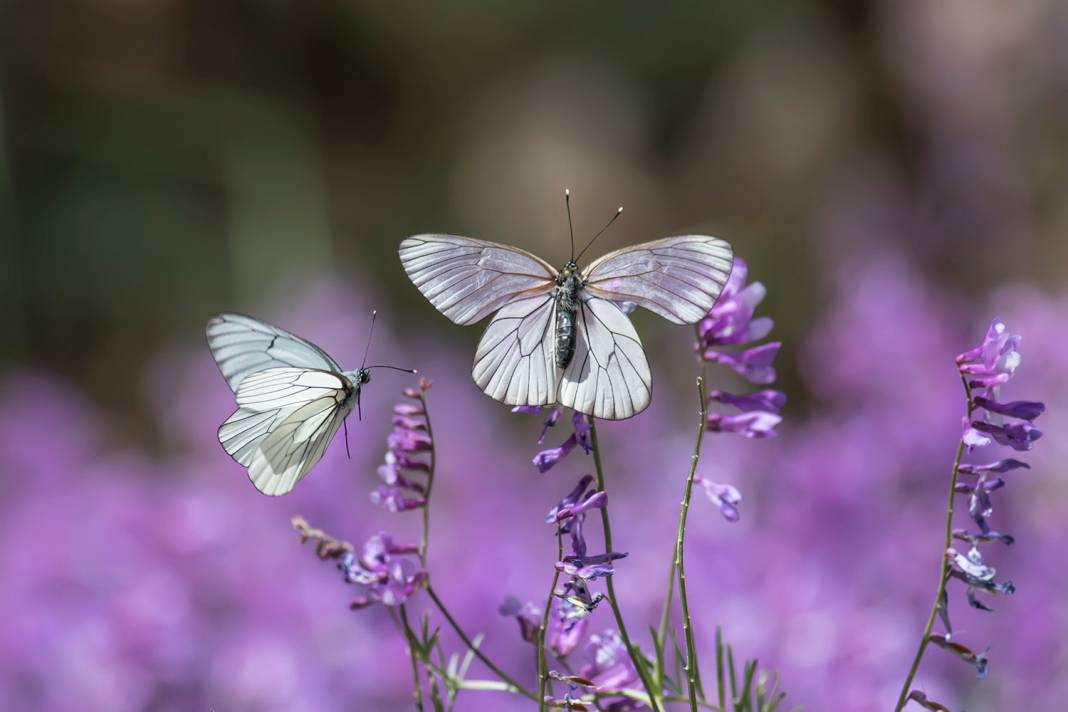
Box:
532;413;592;473
370;485;426;512
708;389;786;413
340;532;426;608
513;405;564;444
374;385;433;513
928;634;989;679
703;342;782;384
958;458;1030;475
968;420;1042;451
694;476;742;522
546;475;596;524
498;595;541;643
579;630;638;690
973;396;1045;421
556;552;627;581
706;411;781;438
956;318;1022;386
696;259;774;349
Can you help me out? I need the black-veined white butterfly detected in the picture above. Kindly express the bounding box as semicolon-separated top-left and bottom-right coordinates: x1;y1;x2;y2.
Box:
206;312;414;496
398;192;733;420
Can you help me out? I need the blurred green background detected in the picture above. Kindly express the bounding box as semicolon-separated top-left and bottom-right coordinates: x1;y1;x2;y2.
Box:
2;0;1064;433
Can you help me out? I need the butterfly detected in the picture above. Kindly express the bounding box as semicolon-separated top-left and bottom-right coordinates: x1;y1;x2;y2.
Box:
399;191;734;420
206;312;414;496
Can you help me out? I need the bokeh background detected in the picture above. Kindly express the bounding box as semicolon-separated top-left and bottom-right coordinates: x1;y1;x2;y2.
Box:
1;2;1066;710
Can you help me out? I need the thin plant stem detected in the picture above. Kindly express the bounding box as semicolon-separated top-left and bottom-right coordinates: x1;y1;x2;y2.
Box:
399;604;425;711
656;362;707;688
893;375;973;711
537;526;564;711
425;583;539;702
588;419;664;712
674;377;708;710
418;390;435;567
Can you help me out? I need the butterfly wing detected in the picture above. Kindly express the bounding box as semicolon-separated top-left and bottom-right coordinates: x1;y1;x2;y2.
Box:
207;313;342;391
399;234;557;325
581;236;733;324
217;367;351;495
558;297;651;420
472;293;559;407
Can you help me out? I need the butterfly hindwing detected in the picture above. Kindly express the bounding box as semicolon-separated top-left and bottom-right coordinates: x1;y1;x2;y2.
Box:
557;297;651;420
472;293;559;406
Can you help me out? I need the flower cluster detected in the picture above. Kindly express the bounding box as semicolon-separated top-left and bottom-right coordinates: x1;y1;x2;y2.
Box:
924;319;1045;690
515;406;593;473
371;378;434;511
498;596;585;658
292;517;426;609
698;258;785;439
339;533;427;609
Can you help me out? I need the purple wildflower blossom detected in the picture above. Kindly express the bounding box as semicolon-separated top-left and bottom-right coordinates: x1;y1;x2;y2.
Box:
498;595;541;643
706;411;782;438
694;476;742;522
372;380;433;512
340;532;426;609
696;259;774;348
528;412;593;473
956;318;1022;387
708;389;786;413
513;405;563;444
703;342;782;384
579;630;639;691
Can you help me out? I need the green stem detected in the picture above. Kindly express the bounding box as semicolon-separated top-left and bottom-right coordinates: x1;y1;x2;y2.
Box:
537;527;565;710
425;584;539;702
675;377;708;710
893;375;973;711
588;420;664;712
418;391;435;567
399;604;425;711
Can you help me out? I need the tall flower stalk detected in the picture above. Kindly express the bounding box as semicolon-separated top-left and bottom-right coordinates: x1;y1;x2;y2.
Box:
895;318;1044;711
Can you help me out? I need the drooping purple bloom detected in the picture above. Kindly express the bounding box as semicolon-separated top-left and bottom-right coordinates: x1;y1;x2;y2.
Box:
968;420;1042;451
556;552;627;581
958;459;1030;475
696;259;774;348
498;595;541;643
703;342;782;384
972;396;1045;421
706;411;782;439
927;634;989;679
708;389;786;413
694;476;742;522
956;318;1022;386
513;404;563;444
373;381;433;512
339;532;426;609
579;630;638;691
531;413;593;473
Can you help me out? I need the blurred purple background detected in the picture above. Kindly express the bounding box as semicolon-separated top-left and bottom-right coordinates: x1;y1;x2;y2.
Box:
1;2;1066;710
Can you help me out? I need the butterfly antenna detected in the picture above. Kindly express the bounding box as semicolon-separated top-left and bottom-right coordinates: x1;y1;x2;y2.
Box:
344;418;352;457
366;365;418;374
575;205;623;262
565;188;576;261
360;310;378;369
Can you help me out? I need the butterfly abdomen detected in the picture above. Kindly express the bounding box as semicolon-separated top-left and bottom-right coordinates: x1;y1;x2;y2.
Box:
555;276;581;369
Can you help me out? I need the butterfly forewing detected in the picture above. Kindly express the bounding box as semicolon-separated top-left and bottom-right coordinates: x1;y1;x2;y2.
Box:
399;235;557;325
558;297;651;420
207;313;342;391
472;293;559;406
581;235;733;324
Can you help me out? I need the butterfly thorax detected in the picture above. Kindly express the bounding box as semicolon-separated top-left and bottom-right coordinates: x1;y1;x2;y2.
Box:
340;368;370;407
554;264;584;369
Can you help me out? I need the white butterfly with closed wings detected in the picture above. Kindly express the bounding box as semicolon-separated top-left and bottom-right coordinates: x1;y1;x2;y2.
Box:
207;312;414;495
399;192;734;420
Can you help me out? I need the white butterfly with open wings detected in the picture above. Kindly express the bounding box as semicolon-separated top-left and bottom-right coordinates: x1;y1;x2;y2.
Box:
399;192;734;420
207;312;413;495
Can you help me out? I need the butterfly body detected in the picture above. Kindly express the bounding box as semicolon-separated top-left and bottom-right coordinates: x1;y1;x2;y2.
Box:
399;231;733;420
554;262;583;369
